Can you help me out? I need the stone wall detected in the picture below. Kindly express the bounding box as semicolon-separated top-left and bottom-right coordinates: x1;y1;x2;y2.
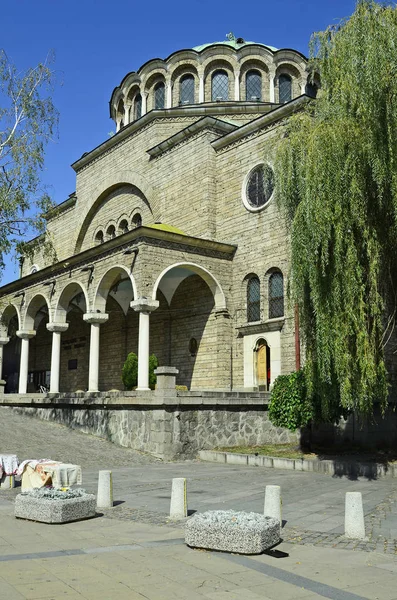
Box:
0;391;297;460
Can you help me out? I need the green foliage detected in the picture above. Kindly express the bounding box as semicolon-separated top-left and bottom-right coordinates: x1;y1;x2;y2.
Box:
121;353;158;390
274;0;397;420
0;50;58;274
269;370;313;432
149;354;158;388
122;352;138;390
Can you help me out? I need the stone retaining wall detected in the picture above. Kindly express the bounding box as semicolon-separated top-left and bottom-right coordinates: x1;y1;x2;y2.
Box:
0;391;297;460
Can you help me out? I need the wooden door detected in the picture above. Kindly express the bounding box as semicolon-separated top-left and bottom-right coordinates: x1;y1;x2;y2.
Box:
257;343;267;388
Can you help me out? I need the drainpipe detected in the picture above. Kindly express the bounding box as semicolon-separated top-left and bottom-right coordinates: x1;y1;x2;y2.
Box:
295;303;301;371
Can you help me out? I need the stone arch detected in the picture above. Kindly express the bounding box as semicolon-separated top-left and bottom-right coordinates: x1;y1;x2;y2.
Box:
93;266;137;314
144;71;166;112
74;170;160;254
23;294;51;331
239;58;270;102
0;303;21;336
54;281;89;323
170;63;199;106
152;262;227;310
203;58;236;102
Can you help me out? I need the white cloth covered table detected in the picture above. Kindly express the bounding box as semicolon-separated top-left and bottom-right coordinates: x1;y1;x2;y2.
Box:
17;459;82;491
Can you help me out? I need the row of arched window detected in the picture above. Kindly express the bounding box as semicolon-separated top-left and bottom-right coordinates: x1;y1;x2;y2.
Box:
94;213;142;246
120;69;304;127
247;272;284;322
128;70;296;123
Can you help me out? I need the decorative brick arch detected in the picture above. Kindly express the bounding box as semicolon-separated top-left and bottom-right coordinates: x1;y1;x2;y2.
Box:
54;281;89;323
23;294;51;331
0;303;21;336
152;262;227;310
93;265;137;314
73;170;162;254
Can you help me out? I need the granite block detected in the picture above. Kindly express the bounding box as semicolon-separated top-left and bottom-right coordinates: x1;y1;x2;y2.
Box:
15;490;96;524
185;510;280;554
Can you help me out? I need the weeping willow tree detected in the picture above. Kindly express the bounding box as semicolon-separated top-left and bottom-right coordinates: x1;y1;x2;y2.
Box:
275;0;397;421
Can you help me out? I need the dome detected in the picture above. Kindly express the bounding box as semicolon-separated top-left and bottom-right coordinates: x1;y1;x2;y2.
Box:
193;35;277;53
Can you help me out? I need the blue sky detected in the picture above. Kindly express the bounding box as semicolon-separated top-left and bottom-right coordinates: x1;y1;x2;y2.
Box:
1;0;357;284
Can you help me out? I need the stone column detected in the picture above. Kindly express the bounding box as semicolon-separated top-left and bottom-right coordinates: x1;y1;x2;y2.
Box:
269;70;276;103
199;75;205;103
141;93;147;116
46;323;69;393
130;299;159;390
16;330;36;394
124;103;131;126
234;71;240;101
0;337;9;394
166;79;172;108
215;308;232;389
83;313;109;392
301;78;307;95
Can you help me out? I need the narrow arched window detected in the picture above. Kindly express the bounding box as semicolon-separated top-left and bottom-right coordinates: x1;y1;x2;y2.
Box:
279;74;292;103
106;225;116;240
119;219;129;235
212;70;229;101
154;82;165;109
180;74;195;105
269;272;284;318
134;94;142;120
132;213;142;228
94;231;104;245
246;70;262;101
247;276;260;322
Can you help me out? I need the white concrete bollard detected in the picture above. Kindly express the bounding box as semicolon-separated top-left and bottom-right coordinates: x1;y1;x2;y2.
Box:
264;485;281;531
97;470;113;509
170;477;187;519
345;491;366;539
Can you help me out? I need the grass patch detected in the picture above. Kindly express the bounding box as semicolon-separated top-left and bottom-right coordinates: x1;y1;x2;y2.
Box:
214;443;397;463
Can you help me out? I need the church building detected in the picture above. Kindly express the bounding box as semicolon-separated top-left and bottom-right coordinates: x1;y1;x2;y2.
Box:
0;35;316;396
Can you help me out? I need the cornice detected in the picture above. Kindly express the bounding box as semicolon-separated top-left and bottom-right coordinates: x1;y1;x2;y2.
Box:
0;227;236;298
212;95;311;152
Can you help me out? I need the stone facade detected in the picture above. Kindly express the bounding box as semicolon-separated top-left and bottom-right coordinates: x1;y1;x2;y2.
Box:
0;36;314;444
2;391;297;460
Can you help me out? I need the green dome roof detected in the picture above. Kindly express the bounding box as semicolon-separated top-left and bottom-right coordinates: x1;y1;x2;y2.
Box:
193;36;277;53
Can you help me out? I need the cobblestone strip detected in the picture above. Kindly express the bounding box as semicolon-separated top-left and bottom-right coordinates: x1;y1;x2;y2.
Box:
284;487;397;554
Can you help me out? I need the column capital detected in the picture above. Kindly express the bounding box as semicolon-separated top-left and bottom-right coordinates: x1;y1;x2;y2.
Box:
83;312;109;325
130;298;159;313
0;337;9;345
46;322;69;334
16;330;36;340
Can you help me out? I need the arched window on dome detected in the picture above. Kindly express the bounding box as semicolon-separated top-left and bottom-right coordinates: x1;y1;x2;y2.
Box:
212;70;229;101
154;82;165;109
246;70;262;101
180;75;195;105
134;94;142;120
279;74;292;103
247;276;260;322
269;271;284;318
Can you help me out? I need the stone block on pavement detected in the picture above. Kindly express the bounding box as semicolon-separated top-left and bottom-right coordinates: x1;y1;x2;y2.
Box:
15;488;96;524
185;510;280;554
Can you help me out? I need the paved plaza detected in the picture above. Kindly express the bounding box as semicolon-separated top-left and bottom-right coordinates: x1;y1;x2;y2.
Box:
1;407;397;599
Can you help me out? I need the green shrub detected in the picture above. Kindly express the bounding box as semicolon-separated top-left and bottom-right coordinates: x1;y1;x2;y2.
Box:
269;369;313;432
121;352;158;390
149;354;158;388
122;352;138;390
